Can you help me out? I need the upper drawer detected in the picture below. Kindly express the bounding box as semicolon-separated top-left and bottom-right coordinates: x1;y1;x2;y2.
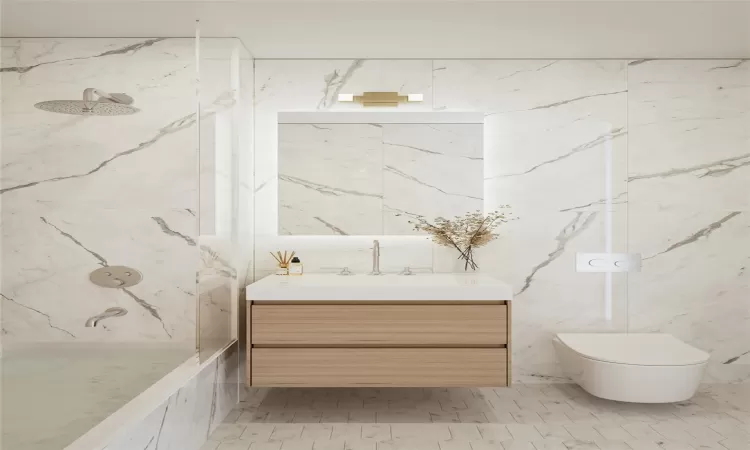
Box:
251;304;507;346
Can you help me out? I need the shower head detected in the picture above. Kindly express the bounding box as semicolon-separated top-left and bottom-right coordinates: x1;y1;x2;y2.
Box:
34;88;139;116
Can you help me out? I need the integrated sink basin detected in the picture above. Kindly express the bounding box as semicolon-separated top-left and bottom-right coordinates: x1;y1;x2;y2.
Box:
245;273;514;302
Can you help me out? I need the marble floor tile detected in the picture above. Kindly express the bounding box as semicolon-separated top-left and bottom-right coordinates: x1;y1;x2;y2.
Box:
209;384;750;450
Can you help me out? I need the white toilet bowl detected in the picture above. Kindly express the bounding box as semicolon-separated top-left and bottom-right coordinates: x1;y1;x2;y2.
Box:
553;333;709;403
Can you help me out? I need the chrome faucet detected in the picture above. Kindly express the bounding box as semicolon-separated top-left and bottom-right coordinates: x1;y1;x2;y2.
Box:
85;307;128;327
369;239;381;275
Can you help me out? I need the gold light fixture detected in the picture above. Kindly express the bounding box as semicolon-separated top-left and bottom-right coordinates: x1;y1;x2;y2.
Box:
338;92;423;107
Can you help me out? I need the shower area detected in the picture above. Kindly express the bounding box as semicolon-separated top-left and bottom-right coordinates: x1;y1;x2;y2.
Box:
0;35;254;450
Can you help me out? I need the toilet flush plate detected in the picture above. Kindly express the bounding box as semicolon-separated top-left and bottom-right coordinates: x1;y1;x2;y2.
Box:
90;266;142;288
576;253;641;273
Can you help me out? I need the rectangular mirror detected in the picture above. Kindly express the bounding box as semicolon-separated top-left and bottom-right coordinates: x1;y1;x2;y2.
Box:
278;112;484;236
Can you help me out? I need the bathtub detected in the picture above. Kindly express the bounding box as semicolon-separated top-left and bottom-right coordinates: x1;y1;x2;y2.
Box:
1;342;239;450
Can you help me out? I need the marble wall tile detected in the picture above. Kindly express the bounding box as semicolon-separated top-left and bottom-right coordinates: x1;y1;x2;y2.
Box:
627;59;750;382
278;123;384;235
434;60;629;381
276;121;483;236
382;123;483;235
475;211;629;381
0;38;199;344
1;207;197;342
1;37;250;346
626;209;750;383
627;59;750;213
434;60;628;216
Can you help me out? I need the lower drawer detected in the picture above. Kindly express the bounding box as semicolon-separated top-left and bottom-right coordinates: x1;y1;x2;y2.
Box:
252;348;507;387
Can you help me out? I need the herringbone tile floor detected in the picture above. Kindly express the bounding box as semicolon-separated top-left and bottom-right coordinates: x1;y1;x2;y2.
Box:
204;383;750;450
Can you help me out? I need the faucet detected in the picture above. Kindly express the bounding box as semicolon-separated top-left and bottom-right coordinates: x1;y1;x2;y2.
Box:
85;307;128;327
369;239;381;275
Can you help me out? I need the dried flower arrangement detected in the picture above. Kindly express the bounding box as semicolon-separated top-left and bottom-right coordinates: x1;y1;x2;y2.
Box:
409;207;513;271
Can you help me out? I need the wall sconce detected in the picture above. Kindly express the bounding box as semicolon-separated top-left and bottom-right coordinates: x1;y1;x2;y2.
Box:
337;92;423;107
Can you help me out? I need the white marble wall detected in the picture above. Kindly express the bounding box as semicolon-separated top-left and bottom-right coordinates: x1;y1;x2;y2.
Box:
626;59;750;383
253;59;748;383
0;37;250;346
279;123;385;236
278;122;483;235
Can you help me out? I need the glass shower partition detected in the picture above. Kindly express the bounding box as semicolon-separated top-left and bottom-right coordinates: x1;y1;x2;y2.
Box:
196;34;254;362
0;36;201;450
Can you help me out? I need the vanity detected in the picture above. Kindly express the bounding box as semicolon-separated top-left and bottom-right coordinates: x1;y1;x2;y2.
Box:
246;273;513;387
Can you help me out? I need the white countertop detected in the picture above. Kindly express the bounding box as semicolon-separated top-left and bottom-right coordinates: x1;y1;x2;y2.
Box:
245;273;513;302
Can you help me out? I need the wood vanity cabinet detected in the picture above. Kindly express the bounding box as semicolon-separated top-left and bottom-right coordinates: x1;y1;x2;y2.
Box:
247;301;512;387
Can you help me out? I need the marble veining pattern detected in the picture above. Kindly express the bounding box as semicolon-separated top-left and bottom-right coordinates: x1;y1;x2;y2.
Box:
278;123;384;236
433;60;629;381
627;59;750;212
99;343;240;450
626;60;749;382
1;36;251;348
255;58;748;383
278;122;483;235
0;38;200;342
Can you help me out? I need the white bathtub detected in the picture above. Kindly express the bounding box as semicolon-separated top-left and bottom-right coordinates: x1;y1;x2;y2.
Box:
1;342;238;450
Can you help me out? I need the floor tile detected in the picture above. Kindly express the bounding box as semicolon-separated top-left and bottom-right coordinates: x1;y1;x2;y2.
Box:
301;424;333;440
390;424;451;441
331;424;363;441
430;411;461;423
506;424;544;441
501;440;536;450
534;424;573;440
530;438;567;450
250;443;283;450
208;385;748;450
449;424;483;441
361;424;392;442
592;424;632;441
313;439;346;450
270;425;305;441
214;424;250;441
343;440;376;450
438;440;473;450
241;424;276;441
202;441;222;450
280;440;315;450
561;425;602;442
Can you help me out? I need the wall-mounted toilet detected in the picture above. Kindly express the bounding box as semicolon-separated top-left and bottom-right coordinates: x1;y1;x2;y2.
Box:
553;333;709;403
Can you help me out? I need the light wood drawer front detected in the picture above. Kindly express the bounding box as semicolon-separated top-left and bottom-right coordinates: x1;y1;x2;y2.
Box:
252;348;507;387
252;305;507;346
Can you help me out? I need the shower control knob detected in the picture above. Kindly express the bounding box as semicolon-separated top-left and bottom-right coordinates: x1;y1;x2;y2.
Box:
89;266;143;288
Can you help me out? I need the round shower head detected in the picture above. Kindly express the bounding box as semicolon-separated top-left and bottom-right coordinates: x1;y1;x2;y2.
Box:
34;88;139;116
34;100;139;116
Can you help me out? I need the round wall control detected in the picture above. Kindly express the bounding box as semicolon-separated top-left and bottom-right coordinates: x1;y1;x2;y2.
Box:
89;266;143;288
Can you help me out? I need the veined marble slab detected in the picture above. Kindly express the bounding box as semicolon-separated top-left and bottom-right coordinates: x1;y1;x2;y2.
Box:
246;273;513;302
277;120;483;236
628;59;750;212
278;123;384;236
0;37;250;345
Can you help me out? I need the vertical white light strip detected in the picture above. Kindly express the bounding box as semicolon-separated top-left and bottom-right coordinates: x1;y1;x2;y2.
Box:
194;19;201;353
195;20;201;237
230;44;241;245
604;124;614;321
